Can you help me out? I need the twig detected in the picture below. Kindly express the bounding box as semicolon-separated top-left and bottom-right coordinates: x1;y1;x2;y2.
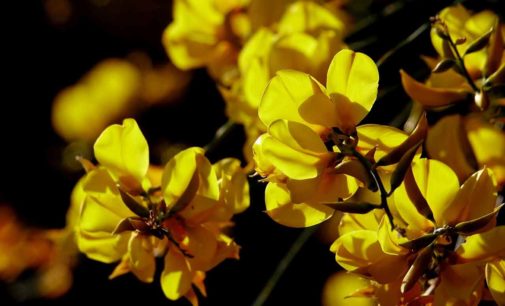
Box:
251;226;318;306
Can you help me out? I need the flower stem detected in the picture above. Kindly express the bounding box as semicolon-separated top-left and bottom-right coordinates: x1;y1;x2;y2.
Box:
447;35;480;92
204;120;239;155
251;226;317;306
351;148;396;229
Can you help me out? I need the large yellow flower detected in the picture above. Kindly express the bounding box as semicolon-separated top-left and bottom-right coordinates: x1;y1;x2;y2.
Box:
331;158;505;305
253;49;418;227
77;118;249;305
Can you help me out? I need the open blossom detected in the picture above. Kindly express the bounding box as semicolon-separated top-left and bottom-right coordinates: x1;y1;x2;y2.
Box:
253;49;424;227
76;118;249;305
331;157;505;305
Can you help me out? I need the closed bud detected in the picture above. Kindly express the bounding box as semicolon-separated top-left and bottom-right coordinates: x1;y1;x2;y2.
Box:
455;37;467;45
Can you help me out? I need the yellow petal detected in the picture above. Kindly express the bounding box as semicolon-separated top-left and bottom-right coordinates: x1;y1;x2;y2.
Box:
162;0;222;70
322;271;376;306
330;230;381;271
247;0;293;30
258;70;332;130
465;115;505;187
77;230;129;264
185;226;218;271
326;50;379;127
433;263;484;306
212;158;250;215
278;1;345;35
400;70;469;107
486;260;505;305
94;118;149;183
265;182;334;227
262;120;331;180
128;233;155;283
410;159;460;227
269;33;319;77
356;124;408;162
444;167;497;226
287;173;358;204
161;247;193;301
426;115;476;182
338;210;383;236
238;28;273;73
81;168;135;227
454;226;505;264
162;147;219;207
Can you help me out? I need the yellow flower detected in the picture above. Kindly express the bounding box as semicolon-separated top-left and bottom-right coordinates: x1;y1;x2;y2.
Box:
163;0;251;83
77;118;249;304
390;159;503;304
51;57;190;142
426;114;505;187
400;5;505;108
253;49;409;227
431;5;502;78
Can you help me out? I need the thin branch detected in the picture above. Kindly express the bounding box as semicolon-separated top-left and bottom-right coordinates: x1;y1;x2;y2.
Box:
251;226;318;306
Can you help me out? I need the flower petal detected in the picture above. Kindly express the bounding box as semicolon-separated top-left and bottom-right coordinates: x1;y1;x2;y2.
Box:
161;246;193;301
162;147;219;207
444;167;497;226
262;120;331;180
265;182;334;227
326;50;378;126
128;233;155;283
94;118;149;183
400;70;469;107
454;226;505;264
410;159;460;227
258;69;331;130
77;230;129;264
426;115;476;182
486;260;505;305
465;115;505;187
433;263;484;306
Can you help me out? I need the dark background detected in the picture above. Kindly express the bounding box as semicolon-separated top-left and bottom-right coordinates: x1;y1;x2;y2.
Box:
1;0;503;305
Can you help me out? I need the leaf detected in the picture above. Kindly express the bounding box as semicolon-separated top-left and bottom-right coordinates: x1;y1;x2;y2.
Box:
432;59;456;73
333;159;377;191
376;113;427;167
389;140;423;194
401;243;434;293
117;185;149;218
399;233;438;251
464;27;494;56
455;204;504;235
169;171;200;214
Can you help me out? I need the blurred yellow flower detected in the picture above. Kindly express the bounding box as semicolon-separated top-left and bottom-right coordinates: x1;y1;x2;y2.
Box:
221;1;348;162
52;58;190;142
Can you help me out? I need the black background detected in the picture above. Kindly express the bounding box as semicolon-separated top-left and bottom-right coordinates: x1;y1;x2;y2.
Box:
1;0;503;305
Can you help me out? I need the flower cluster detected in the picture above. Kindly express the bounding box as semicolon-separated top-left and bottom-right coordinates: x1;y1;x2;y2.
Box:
73;119;249;305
